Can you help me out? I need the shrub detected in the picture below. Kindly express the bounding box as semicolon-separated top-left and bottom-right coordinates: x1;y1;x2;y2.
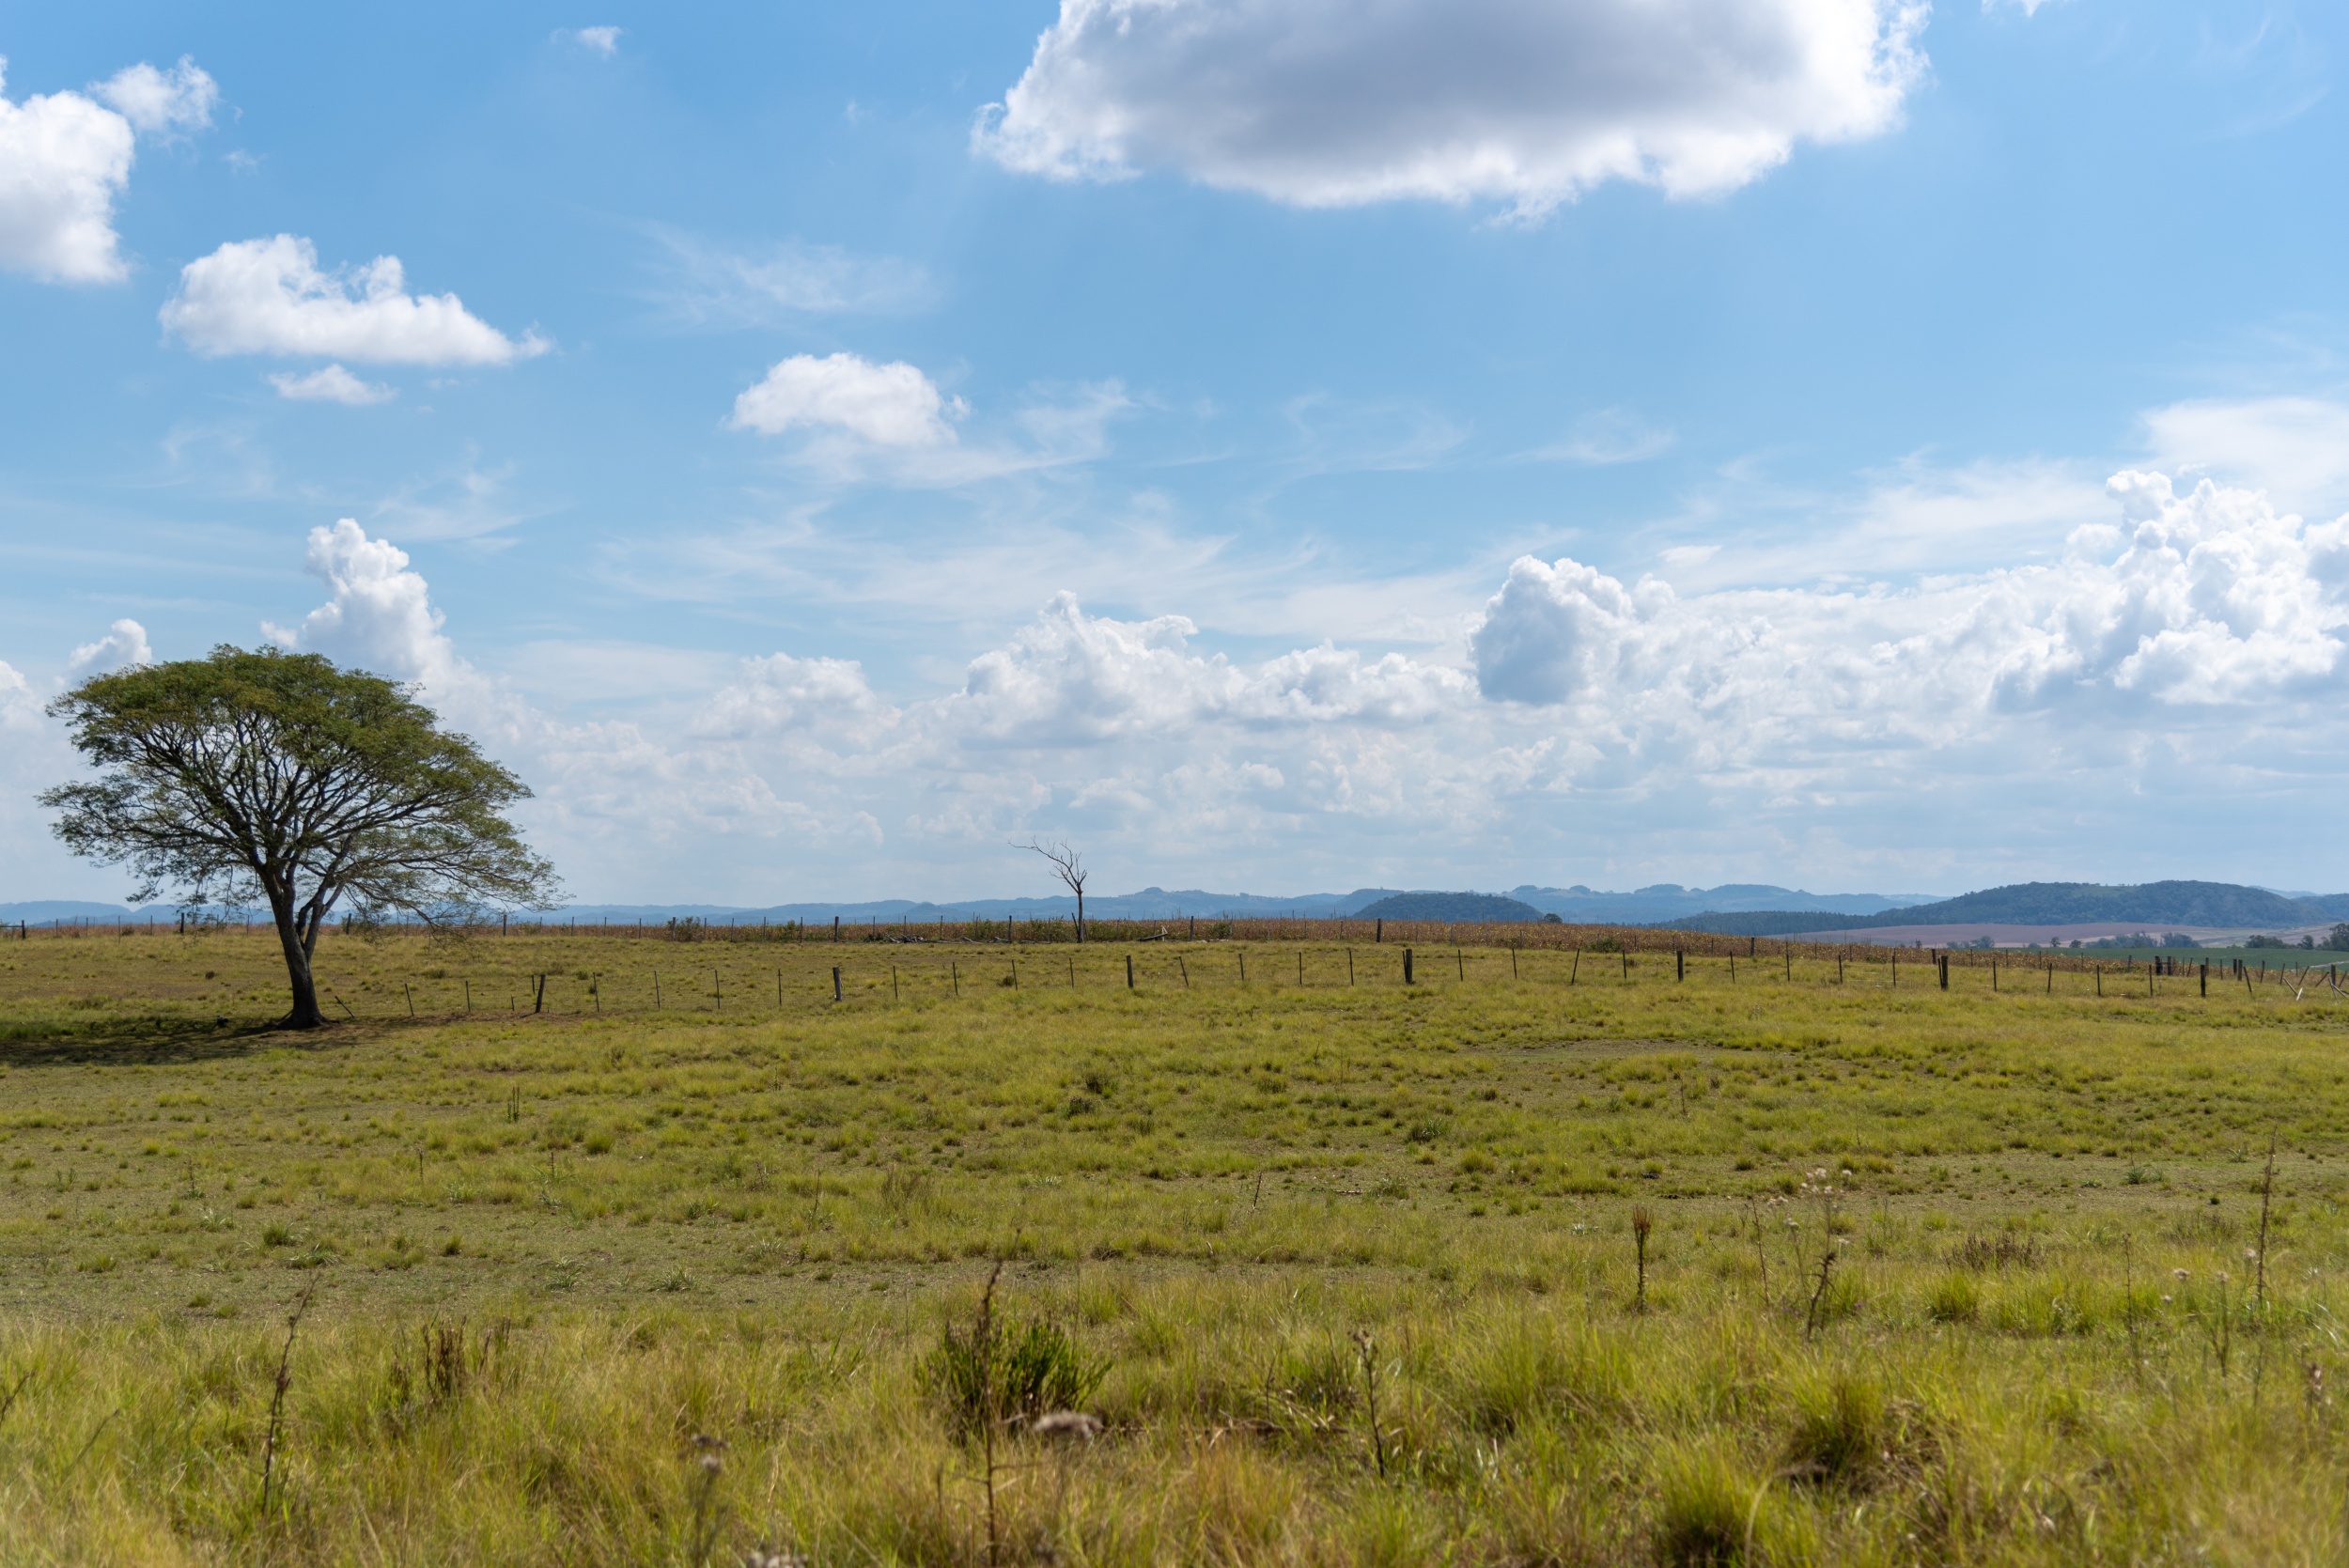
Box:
917;1282;1108;1439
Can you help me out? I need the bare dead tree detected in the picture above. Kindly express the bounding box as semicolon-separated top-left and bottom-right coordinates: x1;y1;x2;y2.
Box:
1018;839;1089;941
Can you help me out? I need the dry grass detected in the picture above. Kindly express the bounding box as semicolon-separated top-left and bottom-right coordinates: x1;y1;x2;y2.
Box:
2;925;2347;1563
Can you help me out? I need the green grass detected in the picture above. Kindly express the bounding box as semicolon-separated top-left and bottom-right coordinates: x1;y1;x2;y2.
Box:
3;926;2348;1563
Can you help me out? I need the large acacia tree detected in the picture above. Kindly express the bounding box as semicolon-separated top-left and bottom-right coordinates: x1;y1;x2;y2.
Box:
43;646;558;1028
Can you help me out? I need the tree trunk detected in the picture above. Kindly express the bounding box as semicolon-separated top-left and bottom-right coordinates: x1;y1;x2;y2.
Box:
271;896;326;1029
1076;888;1085;943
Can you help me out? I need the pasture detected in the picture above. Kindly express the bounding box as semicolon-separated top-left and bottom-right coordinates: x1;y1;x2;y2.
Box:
2;923;2346;1565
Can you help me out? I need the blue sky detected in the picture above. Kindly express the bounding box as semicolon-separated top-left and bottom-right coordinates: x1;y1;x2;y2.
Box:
4;0;2348;906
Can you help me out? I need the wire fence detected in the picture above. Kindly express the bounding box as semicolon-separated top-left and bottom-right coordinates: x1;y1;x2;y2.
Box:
12;919;2345;1018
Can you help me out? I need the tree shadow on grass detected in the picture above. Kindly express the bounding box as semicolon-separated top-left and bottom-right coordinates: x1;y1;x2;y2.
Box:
0;1015;357;1067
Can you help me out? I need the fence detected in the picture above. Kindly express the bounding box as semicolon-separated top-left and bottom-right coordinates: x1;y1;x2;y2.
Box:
16;915;2347;1019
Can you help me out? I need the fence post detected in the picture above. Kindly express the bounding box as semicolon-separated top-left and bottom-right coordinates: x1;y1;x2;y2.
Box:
2200;962;2208;998
1127;954;1135;990
1403;948;1413;985
1376;919;1383;943
1675;950;1684;982
832;967;842;1002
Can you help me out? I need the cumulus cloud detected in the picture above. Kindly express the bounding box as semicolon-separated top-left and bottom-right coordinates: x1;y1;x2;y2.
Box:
1473;471;2349;724
728;352;964;446
264;520;456;683
946;592;1470;744
267;364;396;405
68;619;152;677
0;55;216;284
162;236;548;365
93;56;218;135
190;472;2349;897
694;653;890;739
977;0;1926;213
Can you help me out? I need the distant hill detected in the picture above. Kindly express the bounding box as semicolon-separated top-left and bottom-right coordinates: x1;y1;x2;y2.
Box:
0;901;197;925
551;887;1395;925
1351;892;1546;924
1504;883;1940;924
1661;880;2349;937
18;879;2338;934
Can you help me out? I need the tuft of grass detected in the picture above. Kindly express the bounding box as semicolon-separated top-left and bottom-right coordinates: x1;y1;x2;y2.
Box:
1927;1273;1982;1323
1652;1440;1766;1566
1782;1374;1889;1489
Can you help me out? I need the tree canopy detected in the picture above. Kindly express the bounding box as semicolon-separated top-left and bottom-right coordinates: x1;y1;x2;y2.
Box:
43;645;558;1027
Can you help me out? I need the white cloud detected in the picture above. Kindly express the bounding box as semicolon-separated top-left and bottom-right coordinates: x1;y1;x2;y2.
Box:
267;364;396;405
0;60;147;283
197;472;2349;900
1531;408;1675;465
977;0;1927;213
264;520;456;683
2140;396;2349;518
0;55;213;284
1472;470;2349;718
694;653;890;739
728;352;964;446
644;229;934;324
162;235;548;365
67;619;152;677
943;592;1470;744
94;56;217;135
0;660;31;715
558;26;624;56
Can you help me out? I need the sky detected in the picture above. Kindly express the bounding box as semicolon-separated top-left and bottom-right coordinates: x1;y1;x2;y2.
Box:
4;0;2348;907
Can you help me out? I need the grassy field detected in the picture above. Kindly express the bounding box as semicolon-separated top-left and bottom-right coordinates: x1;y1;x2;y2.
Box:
3;925;2348;1565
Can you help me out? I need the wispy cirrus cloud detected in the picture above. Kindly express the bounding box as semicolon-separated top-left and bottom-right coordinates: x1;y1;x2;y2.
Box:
641;227;935;327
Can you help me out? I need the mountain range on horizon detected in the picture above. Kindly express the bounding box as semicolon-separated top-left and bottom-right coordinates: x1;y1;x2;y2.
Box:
1662;880;2349;937
8;878;2347;931
0;881;1937;928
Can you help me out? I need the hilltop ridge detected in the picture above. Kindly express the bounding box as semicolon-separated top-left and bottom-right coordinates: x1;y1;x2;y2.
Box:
1663;880;2349;937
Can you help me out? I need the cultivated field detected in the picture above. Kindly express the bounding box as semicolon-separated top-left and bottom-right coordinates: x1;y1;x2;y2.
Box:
3;924;2347;1565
